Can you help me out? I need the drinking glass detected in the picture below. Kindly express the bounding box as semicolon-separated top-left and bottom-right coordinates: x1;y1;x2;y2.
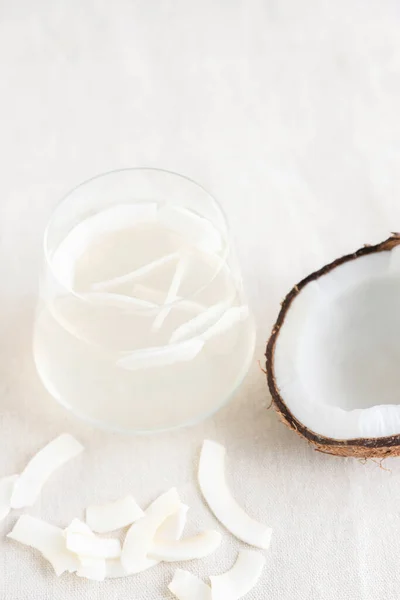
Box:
33;169;256;432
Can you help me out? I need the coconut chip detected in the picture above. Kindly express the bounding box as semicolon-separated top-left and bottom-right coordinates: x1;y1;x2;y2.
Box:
133;284;205;315
121;488;181;572
52;203;158;289
169;301;228;344
116;339;204;371
198;440;272;549
86;495;144;534
0;475;18;522
65;520;121;559
91;252;180;292
169;569;212;600
76;556;107;582
210;550;266;600
81;292;157;312
155;504;189;542
105;504;189;579
152;255;189;330
149;529;221;562
7;515;80;576
201;306;249;342
10;434;84;509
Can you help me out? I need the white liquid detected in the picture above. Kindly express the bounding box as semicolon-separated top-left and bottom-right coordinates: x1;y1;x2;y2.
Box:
34;204;255;432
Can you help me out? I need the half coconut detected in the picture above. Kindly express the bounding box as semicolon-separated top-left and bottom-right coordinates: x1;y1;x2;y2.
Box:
266;234;400;458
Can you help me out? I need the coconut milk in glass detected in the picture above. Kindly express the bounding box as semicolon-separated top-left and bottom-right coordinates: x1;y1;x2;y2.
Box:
33;169;255;432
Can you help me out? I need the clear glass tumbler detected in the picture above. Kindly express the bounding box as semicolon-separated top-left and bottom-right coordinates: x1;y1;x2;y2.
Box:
33;169;256;433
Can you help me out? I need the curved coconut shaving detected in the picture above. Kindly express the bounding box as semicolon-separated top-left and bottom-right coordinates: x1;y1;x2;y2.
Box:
105;504;189;579
121;488;181;572
7;515;80;576
169;301;229;344
149;530;221;562
51;203;158;289
133;283;205;315
169;569;212;600
0;475;18;522
10;434;84;509
210;550;266;600
266;234;400;456
198;440;272;549
152;255;189;330
80;292;158;311
77;556;106;582
200;306;249;342
65;519;114;581
65;527;121;559
91;251;180;292
155;504;189;542
86;495;144;534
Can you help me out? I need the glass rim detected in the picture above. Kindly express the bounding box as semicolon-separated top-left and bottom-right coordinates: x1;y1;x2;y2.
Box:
43;167;232;310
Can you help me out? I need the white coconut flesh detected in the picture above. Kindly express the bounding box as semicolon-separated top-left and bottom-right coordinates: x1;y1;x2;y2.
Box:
65;519;121;559
155;504;189;542
86;495;144;533
168;569;212;600
91;251;180;292
0;475;18;522
76;556;107;582
210;549;266;600
51;202;158;289
198;440;272;549
105;504;190;579
121;488;181;572
10;434;84;509
148;530;222;562
273;248;400;440
7;515;80;576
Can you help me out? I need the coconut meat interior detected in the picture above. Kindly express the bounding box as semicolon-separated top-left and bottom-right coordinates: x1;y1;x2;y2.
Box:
274;248;400;440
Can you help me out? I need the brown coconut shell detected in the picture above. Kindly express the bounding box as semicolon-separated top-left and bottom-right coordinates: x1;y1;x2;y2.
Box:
265;234;400;458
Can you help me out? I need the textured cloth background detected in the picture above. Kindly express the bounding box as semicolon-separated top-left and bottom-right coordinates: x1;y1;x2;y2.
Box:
1;1;400;598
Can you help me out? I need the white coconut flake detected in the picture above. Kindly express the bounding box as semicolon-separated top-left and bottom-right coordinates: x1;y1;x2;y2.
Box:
86;495;144;534
10;434;84;509
201;306;249;342
105;504;189;580
169;569;212;600
158;205;223;255
121;488;181;572
149;529;221;562
210;550;266;600
169;302;228;344
65;518;121;560
116;339;204;371
91;252;180;292
66;526;121;560
152;256;189;330
7;515;80;576
0;475;18;522
155;504;189;542
52;203;158;289
133;284;205;315
81;292;157;311
198;440;272;549
105;556;158;579
77;556;107;582
65;518;93;536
